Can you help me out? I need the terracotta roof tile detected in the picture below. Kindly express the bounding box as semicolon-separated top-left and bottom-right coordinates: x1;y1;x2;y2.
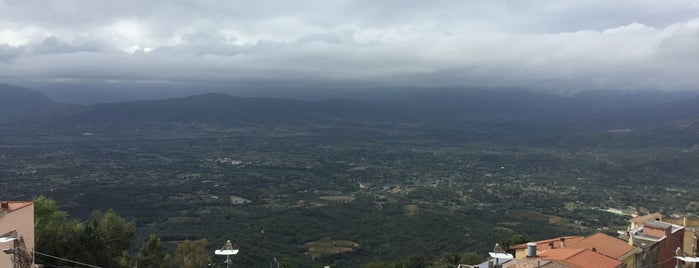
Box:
0;201;33;212
503;259;571;268
568;233;636;259
511;236;584;251
538;248;623;268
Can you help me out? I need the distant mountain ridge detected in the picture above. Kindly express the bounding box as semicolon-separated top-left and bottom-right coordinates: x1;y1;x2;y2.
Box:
580;96;699;130
0;84;63;123
66;93;402;124
3;83;699;147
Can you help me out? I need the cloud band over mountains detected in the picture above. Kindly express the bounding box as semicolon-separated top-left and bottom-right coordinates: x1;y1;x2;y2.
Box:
1;0;699;91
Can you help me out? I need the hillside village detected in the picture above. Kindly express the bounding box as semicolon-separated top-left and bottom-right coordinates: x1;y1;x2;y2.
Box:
3;198;699;268
461;213;698;268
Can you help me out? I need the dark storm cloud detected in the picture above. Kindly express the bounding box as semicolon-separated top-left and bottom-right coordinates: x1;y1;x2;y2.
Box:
1;0;699;90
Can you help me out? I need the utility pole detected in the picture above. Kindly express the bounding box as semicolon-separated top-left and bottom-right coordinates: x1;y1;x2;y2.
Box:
12;230;17;268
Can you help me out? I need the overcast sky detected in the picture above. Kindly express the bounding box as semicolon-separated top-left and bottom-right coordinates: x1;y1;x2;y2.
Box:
1;0;699;92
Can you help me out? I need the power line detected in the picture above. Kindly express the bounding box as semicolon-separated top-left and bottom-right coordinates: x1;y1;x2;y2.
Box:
16;247;102;268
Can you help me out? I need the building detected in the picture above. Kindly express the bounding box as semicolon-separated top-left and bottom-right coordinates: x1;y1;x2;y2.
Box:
537;248;624;268
511;236;584;259
626;219;685;268
508;236;624;268
502;259;571;268
661;216;699;258
567;232;641;268
0;201;34;267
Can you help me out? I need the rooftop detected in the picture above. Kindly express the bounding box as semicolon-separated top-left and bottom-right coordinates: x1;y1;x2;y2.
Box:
538;248;623;268
631;233;662;243
511;236;584;251
630;213;663;225
503;259;570;268
568;233;637;259
645;221;684;234
644;221;672;229
0;201;33;213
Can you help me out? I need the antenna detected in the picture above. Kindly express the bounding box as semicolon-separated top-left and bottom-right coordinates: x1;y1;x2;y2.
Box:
215;240;239;268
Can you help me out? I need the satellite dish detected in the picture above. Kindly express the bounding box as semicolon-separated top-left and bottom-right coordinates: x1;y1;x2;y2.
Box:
489;252;514;259
215;240;239;255
215;240;239;267
215;249;240;255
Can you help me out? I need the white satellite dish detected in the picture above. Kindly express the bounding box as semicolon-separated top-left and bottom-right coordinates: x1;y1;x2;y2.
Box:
215;249;240;255
215;240;239;267
488;252;514;259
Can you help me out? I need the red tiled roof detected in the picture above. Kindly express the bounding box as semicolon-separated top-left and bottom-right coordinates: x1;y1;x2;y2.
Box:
503;259;571;268
0;201;33;212
538;248;623;268
511;236;584;251
568;233;636;259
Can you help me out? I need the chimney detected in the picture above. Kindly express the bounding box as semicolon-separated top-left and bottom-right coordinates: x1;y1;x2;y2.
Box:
527;242;537;258
488;259;493;268
1;202;8;211
560;237;566;248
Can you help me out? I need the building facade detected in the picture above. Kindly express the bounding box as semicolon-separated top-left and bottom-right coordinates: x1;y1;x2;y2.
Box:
0;201;34;267
627;220;685;268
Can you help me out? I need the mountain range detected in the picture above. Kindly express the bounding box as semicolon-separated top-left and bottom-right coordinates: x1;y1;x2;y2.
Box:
2;83;699;147
0;84;63;123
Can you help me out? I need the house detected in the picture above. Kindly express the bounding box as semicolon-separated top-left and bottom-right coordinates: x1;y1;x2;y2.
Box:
502;259;571;268
660;216;699;259
511;236;584;259
567;233;641;268
626;219;685;268
0;201;34;267
537;248;624;268
629;213;663;229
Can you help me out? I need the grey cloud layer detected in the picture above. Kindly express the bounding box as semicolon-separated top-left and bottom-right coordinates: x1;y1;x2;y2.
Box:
1;0;699;90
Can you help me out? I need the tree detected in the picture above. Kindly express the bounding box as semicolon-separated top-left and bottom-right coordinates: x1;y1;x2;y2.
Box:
366;261;386;268
500;234;528;254
175;239;210;268
34;197;135;268
136;234;170;268
118;251;131;268
33;196;81;266
93;210;135;265
429;252;482;267
63;210;135;268
429;253;460;268
458;252;481;265
398;255;428;268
